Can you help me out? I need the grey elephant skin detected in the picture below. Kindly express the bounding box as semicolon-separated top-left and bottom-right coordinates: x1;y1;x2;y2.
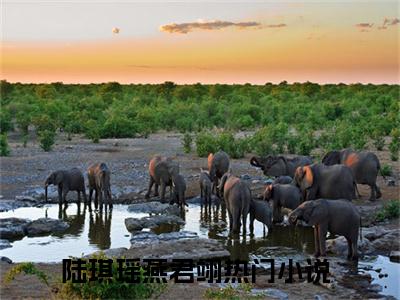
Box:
87;162;112;209
45;168;87;205
264;183;302;223
272;176;293;185
208;151;230;195
218;173;251;235
145;156;179;202
289;199;361;260
199;169;212;204
249;199;272;233
322;149;382;201
171;173;187;208
250;155;312;177
294;164;355;201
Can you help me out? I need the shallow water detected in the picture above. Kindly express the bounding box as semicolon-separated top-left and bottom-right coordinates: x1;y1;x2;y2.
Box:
0;202;398;298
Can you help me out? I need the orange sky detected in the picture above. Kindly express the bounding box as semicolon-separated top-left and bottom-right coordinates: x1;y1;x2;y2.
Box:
1;1;399;84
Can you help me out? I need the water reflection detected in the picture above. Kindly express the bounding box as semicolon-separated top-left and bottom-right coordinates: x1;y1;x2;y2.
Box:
56;204;86;237
88;208;112;249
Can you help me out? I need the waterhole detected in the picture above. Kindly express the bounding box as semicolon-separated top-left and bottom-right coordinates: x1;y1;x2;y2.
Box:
0;202;398;297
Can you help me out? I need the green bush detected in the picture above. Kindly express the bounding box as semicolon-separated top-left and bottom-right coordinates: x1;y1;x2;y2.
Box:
251;127;275;156
375;200;400;222
182;132;193;153
389;129;400;161
0;110;13;133
85;120;101;143
0;134;10;156
60;253;164;299
4;262;48;286
38;130;56;151
380;164;392;177
195;131;218;157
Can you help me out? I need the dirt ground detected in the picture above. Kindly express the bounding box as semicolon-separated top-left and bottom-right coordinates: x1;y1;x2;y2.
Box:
0;132;399;299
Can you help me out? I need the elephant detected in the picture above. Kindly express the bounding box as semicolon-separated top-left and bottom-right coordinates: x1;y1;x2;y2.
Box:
45;168;87;206
208;151;230;196
87;163;112;210
272;176;293;185
199;168;212;204
218;172;251;235
322;149;382;201
263;183;302;223
288;199;362;260
145;156;179;202
249;199;273;233
294;164;356;201
171;173;187;208
250;155;313;178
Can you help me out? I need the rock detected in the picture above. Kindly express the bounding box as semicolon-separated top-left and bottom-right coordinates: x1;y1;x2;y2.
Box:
386;179;395;186
326;236;375;256
130;231;198;245
0;218;30;239
240;174;252;180
15;196;37;202
362;226;387;241
389;250;400;262
0;200;31;212
0;256;13;264
370;229;400;252
127;238;229;261
85;247;128;258
125;215;185;232
252;180;261;184
125;218;144;232
0;239;12;250
368;284;382;293
127;201;180;215
25;218;69;236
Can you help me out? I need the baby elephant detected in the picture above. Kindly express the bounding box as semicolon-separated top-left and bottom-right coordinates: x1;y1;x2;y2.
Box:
272;176;293;185
87;163;112;210
171;174;187;208
218;173;251;235
289;199;361;260
199;169;212;204
264;184;302;223
249;199;273;233
45;168;87;205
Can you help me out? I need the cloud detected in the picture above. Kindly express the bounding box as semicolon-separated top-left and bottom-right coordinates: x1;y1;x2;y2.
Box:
112;27;120;34
160;20;262;34
265;23;287;28
355;23;374;28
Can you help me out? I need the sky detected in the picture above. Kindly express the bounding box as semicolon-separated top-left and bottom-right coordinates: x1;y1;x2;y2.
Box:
1;0;399;84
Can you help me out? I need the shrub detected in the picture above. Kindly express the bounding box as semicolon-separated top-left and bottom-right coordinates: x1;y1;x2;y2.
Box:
38;130;56;151
372;130;385;151
389;128;400;161
22;134;28;148
296;130;314;156
85;120;101;143
375;200;400;222
380;164;392;177
60;253;164;299
0;110;13;133
182;132;193;153
250;127;275;156
0;134;10;156
4;262;48;286
195;131;218;157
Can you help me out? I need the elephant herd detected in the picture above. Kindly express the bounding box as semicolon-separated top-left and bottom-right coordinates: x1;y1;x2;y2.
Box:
44;147;384;260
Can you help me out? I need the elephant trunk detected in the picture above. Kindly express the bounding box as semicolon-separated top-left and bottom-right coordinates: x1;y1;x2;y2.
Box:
45;184;48;202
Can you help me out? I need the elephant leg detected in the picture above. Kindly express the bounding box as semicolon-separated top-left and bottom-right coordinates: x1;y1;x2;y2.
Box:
242;212;247;235
200;187;203;201
82;187;87;204
94;189;99;210
231;206;241;234
89;188;93;203
368;184;376;201
314;226;320;257
160;182;166;202
77;191;81;204
58;186;63;204
318;224;328;256
145;177;154;199
375;184;382;199
249;212;255;233
346;237;353;260
62;188;69;205
228;210;233;232
351;238;359;260
154;183;159;197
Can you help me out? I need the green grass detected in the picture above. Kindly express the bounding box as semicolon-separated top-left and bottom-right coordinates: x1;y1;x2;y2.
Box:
380;164;392;177
204;283;262;300
3;262;49;286
375;200;400;222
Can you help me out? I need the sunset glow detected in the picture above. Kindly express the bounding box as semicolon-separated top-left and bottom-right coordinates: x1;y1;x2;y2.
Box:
1;1;399;84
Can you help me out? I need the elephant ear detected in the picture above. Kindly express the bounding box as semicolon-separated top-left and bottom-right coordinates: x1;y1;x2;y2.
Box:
218;173;229;193
263;184;274;201
207;153;214;172
305;201;326;226
294;167;304;187
54;171;64;185
322;151;340;165
277;156;289;174
302;166;313;190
